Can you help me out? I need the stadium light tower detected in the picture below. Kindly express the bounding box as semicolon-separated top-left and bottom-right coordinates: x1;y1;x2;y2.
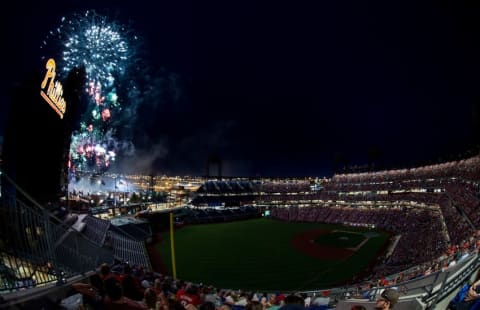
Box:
118;178;126;206
113;176;118;216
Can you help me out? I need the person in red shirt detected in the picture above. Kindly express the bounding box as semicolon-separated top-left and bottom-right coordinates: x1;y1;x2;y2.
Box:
177;285;202;308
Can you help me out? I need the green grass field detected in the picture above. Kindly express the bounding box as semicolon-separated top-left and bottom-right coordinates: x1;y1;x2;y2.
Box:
156;218;388;291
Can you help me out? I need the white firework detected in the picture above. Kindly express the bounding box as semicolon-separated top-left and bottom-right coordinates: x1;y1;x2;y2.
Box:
58;11;133;88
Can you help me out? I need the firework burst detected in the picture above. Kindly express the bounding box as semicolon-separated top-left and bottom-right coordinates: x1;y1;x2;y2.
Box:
42;10;142;175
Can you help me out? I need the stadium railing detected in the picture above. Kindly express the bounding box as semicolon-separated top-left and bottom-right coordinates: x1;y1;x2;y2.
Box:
332;252;479;309
0;170;113;295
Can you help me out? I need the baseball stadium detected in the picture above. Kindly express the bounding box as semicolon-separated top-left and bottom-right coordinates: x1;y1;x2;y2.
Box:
1;6;480;310
1;47;480;310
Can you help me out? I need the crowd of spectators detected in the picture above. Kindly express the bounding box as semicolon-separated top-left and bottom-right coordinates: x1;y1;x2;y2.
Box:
71;261;335;310
332;156;480;183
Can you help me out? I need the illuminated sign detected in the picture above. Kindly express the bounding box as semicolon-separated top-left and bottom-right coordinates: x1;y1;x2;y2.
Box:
40;58;67;119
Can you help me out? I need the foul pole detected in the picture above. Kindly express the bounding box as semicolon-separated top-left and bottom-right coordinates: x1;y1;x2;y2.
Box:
169;212;177;278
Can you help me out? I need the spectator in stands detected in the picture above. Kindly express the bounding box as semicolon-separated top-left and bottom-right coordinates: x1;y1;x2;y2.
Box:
246;301;264;310
457;279;480;310
169;299;188;310
279;294;304;310
224;294;236;306
265;294;282;310
122;264;144;301
472;279;480;291
153;278;163;296
219;304;232;310
162;277;176;296
143;288;158;310
234;291;248;306
374;289;399;310
204;287;223;307
99;263;112;280
302;294;311;308
103;277;146;309
46;261;54;275
258;292;268;305
199;301;216;310
71;274;105;310
361;283;375;300
177;284;202;308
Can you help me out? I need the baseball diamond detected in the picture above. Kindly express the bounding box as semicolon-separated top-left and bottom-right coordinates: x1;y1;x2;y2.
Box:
154;218;389;291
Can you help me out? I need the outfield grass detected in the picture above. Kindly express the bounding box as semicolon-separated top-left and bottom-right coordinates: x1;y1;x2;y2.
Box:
156;218;388;291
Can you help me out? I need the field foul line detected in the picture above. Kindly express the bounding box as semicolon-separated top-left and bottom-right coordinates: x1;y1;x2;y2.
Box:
348;237;370;251
331;230;370;251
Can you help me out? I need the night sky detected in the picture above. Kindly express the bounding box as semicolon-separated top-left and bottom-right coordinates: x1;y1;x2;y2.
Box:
1;1;480;177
